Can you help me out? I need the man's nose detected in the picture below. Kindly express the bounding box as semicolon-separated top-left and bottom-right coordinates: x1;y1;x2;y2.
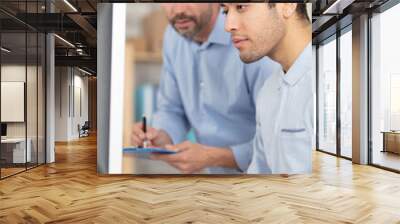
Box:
224;11;238;33
171;4;189;14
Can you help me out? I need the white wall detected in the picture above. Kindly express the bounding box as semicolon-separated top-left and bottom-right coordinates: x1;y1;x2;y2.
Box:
1;64;47;164
1;65;26;81
54;67;89;141
1;82;25;122
1;65;36;138
55;67;68;141
71;73;89;138
125;4;160;38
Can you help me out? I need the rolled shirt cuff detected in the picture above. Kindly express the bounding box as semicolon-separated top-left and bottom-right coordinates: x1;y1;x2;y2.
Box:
230;141;253;172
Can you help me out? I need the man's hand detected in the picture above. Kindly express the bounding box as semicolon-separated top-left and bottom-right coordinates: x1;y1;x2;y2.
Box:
131;122;172;147
150;141;210;174
150;141;238;174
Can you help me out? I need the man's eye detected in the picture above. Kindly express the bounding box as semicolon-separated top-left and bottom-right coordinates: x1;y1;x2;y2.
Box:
236;5;248;12
222;9;228;15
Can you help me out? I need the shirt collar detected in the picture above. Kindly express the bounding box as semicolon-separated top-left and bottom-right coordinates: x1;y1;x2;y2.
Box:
282;43;312;86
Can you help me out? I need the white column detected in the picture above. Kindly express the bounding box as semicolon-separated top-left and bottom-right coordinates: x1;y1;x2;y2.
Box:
352;14;369;164
97;3;127;174
46;33;55;163
97;3;113;174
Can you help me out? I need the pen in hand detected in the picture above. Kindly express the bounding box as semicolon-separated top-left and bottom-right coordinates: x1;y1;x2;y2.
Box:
142;116;149;148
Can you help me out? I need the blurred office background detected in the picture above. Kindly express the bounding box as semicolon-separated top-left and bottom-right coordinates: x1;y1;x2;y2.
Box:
122;4;196;173
125;4;164;124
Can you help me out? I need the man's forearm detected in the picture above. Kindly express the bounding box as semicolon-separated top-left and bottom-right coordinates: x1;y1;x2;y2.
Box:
205;146;239;169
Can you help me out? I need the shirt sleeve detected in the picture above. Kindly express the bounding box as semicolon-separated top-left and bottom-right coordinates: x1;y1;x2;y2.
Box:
152;27;190;144
231;58;280;172
230;140;253;172
247;125;270;174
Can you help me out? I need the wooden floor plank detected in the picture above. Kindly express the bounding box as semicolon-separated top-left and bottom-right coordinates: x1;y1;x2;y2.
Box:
0;134;400;223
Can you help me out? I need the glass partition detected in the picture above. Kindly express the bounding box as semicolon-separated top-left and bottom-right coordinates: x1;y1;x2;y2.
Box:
38;32;45;165
317;36;337;155
1;30;28;178
339;29;352;158
0;1;46;179
27;31;38;169
371;3;400;171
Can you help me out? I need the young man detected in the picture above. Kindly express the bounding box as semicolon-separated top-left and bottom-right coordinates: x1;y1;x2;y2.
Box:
222;3;313;174
131;4;280;174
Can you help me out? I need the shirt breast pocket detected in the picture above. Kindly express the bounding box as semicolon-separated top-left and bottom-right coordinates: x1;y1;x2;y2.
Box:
277;127;312;174
281;128;306;135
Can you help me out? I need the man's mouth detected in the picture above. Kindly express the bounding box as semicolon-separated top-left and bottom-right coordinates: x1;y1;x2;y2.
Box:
174;19;194;29
232;36;249;49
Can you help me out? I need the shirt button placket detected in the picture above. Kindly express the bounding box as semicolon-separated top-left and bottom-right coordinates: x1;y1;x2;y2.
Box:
197;50;205;120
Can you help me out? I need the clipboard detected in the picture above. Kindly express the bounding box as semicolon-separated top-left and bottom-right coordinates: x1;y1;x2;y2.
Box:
123;147;177;154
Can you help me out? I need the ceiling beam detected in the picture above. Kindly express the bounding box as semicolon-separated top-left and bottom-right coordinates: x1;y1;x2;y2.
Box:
55;55;96;70
67;13;97;39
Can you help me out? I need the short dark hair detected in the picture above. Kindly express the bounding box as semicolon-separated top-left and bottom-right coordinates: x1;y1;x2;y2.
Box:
268;3;310;22
296;4;310;22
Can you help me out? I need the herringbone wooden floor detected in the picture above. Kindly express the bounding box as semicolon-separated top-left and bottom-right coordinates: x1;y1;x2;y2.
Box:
1;135;400;224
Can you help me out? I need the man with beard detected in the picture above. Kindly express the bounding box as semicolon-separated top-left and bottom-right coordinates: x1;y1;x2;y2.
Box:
131;3;279;174
222;3;313;174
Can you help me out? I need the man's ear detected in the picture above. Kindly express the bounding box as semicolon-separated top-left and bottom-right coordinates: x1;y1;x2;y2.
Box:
280;3;297;19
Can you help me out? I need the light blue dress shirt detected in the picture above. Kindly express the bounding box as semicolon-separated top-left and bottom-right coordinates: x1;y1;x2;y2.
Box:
152;13;280;174
248;43;314;174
